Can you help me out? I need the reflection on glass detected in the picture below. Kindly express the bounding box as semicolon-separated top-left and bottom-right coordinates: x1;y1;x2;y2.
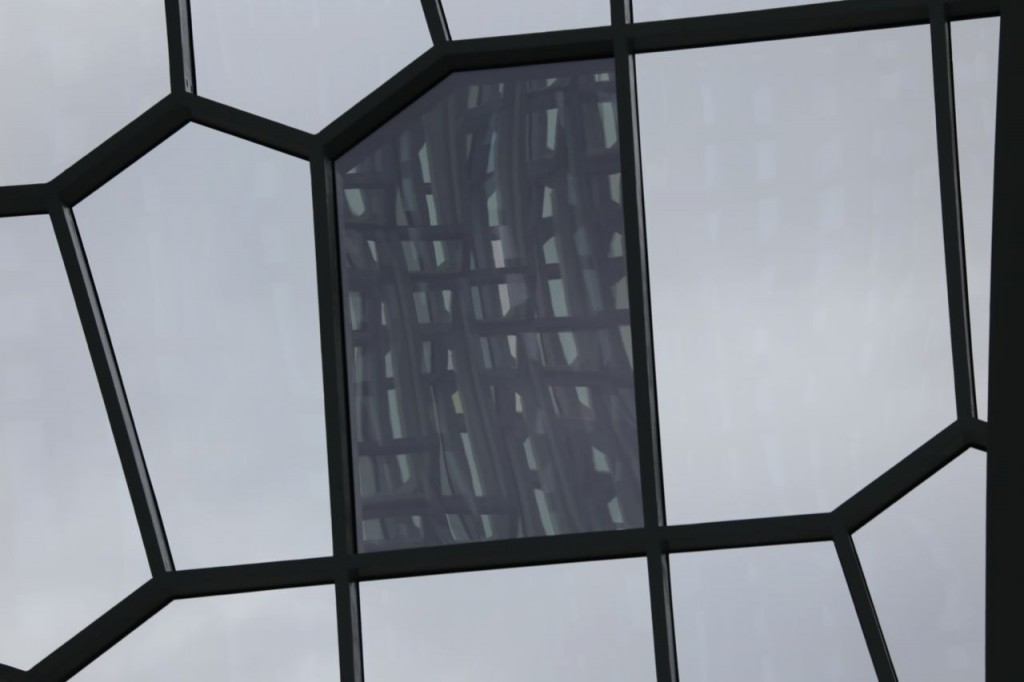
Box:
361;558;655;681
74;124;331;569
73;586;339;681
0;216;149;669
952;18;1000;420
442;0;609;39
633;0;844;21
639;27;955;524
336;60;642;552
854;449;985;682
190;0;431;132
672;542;875;681
0;0;168;184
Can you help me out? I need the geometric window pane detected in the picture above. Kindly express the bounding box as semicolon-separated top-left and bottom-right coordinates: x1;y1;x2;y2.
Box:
0;216;149;669
442;0;609;39
190;0;431;132
632;0;847;21
671;542;876;681
639;27;955;524
360;558;655;681
953;18;1000;421
335;60;642;552
72;586;340;681
73;124;331;569
0;0;168;185
854;449;986;682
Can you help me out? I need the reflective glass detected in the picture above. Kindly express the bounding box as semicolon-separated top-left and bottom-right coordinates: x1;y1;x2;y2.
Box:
190;0;431;132
671;542;875;681
854;449;986;682
0;0;168;185
0;216;149;669
638;27;955;524
633;0;847;21
73;586;339;681
442;0;609;39
953;18;1000;420
360;558;655;681
74;124;330;569
335;60;642;552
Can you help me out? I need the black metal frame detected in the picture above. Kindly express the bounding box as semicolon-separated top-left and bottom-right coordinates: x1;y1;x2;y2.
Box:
0;0;1012;680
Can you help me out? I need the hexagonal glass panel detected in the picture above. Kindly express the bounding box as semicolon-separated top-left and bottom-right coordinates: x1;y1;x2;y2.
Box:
335;60;642;552
854;449;986;682
190;0;431;132
73;124;331;569
73;586;339;681
0;215;149;669
638;26;955;524
633;0;850;21
953;18;1000;420
671;542;875;681
0;0;168;185
360;558;655;681
442;0;609;39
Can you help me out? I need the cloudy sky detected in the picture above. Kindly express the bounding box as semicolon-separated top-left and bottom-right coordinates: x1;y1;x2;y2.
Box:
0;1;998;680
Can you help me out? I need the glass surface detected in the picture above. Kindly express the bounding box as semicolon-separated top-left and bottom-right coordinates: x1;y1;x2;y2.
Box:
633;0;846;21
671;542;875;681
335;60;642;552
0;0;168;185
73;586;339;681
953;18;1000;421
360;558;655;681
854;449;986;681
73;124;330;569
638;27;955;524
190;0;431;132
442;0;609;39
0;216;149;669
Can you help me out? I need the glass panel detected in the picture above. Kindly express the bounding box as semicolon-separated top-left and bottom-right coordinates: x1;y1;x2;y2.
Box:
0;216;149;669
335;60;642;552
854;449;986;681
638;27;955;524
442;0;609;39
633;0;848;21
0;0;168;184
73;586;339;681
360;558;655;681
671;542;875;681
190;0;431;132
953;18;1000;421
73;124;330;569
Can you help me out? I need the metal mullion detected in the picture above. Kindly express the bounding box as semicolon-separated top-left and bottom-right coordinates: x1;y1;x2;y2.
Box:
168;557;336;598
164;0;196;95
0;184;47;219
310;152;362;682
613;1;677;680
986;1;1022;679
0;663;27;681
48;199;174;577
419;0;451;44
188;95;316;159
930;0;977;420
832;526;898;682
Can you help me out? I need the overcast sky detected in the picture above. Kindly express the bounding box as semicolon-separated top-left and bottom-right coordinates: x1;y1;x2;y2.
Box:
0;1;998;680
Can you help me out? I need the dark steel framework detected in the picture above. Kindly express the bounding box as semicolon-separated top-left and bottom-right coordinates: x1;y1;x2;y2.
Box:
0;0;1015;679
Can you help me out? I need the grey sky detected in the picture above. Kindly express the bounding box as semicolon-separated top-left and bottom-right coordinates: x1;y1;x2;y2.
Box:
0;2;997;680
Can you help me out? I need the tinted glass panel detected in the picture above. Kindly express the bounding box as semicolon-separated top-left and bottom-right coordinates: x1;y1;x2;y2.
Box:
855;449;986;682
671;542;875;681
74;124;330;569
191;0;431;131
442;0;609;39
0;216;149;669
633;0;846;21
360;558;655;681
0;0;168;184
638;27;955;524
336;60;641;552
952;18;1000;420
73;586;339;681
